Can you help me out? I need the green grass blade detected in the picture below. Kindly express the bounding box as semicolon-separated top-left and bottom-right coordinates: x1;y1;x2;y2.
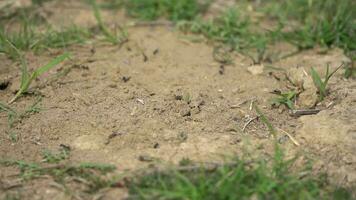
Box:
9;52;70;104
254;103;277;137
310;67;326;100
285;100;294;110
90;0;103;25
34;52;70;76
311;64;343;101
324;63;344;86
89;0;117;43
0;102;16;114
0;101;18;128
19;55;30;88
0;35;30;88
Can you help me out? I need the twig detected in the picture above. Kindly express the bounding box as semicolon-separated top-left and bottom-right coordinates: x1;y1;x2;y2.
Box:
249;99;256;111
302;68;309;77
289;109;321;117
242;117;258;132
105;131;123;145
1;179;22;190
230;99;250;108
278;128;300;146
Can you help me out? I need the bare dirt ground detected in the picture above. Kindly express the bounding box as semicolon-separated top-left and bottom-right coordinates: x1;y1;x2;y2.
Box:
0;1;355;199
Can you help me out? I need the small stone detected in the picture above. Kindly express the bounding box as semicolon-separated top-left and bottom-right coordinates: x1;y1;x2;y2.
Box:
225;127;238;132
9;78;20;94
287;67;306;89
108;83;117;88
122;76;131;82
190;107;200;115
153;143;160;149
138;154;155;162
247;64;264;75
177;132;188;142
298;89;318;108
180;109;191;117
174;94;183;100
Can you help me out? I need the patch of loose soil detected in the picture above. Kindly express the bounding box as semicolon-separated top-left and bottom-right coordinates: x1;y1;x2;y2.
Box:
1;1;355;199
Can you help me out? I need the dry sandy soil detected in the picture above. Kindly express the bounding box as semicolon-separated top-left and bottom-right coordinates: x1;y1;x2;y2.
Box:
0;0;355;199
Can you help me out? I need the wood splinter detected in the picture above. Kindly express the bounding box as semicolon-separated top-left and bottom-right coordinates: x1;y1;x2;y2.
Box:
289;109;321;117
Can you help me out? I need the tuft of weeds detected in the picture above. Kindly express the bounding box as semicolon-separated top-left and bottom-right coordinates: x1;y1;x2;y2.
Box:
180;8;250;49
0;98;42;129
0;101;18;127
179;8;281;64
344;57;356;79
0;24;37;59
98;0;123;10
128;146;352;200
23;97;42;114
268;0;356;52
183;92;192;104
31;0;53;6
42;148;70;164
4;193;22;200
84;0;123;10
212;46;234;64
0;159;117;193
8;131;19;143
124;0;210;22
310;64;343;101
271;90;297;109
0;3;46;25
253;103;277;137
0;25;91;58
89;0;128;45
344;66;356;79
38;26;91;50
2;37;71;103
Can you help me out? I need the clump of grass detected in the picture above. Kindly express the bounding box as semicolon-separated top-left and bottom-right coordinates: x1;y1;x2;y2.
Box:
125;0;210;22
31;0;53;6
129;148;351;200
42;147;70;164
84;0;123;10
38;26;91;50
0;24;37;59
0;101;17;127
268;0;356;52
1;37;70;103
271;90;297;109
344;66;356;79
253;103;277;137
179;8;280;64
98;0;123;10
310;64;343;101
344;55;355;79
0;25;90;58
212;46;234;64
0;2;46;25
10;52;70;104
0;159;117;193
4;193;22;200
180;8;249;49
8;131;19;143
89;0;128;45
0;98;42;128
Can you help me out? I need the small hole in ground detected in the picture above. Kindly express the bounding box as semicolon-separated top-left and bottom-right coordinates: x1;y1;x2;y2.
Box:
0;81;9;90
